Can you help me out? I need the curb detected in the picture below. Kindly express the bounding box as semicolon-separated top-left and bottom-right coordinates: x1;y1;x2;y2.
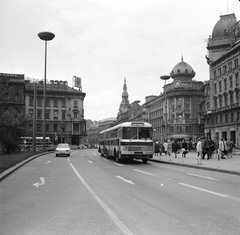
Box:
149;158;240;176
0;152;52;181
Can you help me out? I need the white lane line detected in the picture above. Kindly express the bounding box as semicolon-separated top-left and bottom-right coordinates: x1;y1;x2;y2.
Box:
116;176;135;185
103;158;108;161
69;163;134;235
179;182;228;198
187;173;220;181
88;160;93;164
114;163;123;166
134;169;157;176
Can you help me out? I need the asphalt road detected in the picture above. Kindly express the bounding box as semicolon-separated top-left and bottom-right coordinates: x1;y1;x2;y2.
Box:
1;149;240;235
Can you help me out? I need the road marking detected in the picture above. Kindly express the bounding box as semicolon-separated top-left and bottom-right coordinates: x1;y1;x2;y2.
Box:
45;161;51;164
68;158;70;161
187;173;220;181
113;163;123;166
69;163;134;235
116;176;135;185
134;169;156;176
103;158;108;161
179;182;228;198
96;155;100;158
33;177;45;188
88;160;93;163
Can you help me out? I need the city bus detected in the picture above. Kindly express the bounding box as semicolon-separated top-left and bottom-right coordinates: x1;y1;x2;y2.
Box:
98;122;154;163
20;137;53;151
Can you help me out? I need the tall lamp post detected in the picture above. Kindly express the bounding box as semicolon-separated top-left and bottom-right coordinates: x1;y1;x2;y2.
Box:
38;31;55;151
160;75;170;141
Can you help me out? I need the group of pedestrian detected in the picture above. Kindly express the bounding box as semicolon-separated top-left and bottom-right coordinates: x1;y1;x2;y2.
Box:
154;137;235;164
196;137;234;163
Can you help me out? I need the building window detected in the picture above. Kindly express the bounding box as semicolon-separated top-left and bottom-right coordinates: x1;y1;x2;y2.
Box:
214;98;217;108
54;99;58;107
214;70;217;78
219;97;222;107
74;112;78;119
53;124;58;132
185;113;190;120
218;68;222;76
176;126;182;133
62;99;66;107
170;126;174;133
46;110;50;119
224;79;227;90
37;110;42;119
37;98;42;107
229;76;233;88
230;93;234;104
234;58;238;68
228;61;232;71
37;124;41;132
214;83;217;93
29;97;33;106
46;98;50;107
220;115;222;123
218;81;222;92
73;123;79;132
74;100;78;108
231;113;234;122
223;64;227;73
224;95;228;106
62;111;66;120
236;92;239;103
53;110;58;119
29;110;33;118
46;124;49;132
225;114;228;123
186;126;192;133
215;116;218;124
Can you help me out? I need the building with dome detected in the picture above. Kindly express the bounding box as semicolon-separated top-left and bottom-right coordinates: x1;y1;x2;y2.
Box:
203;13;240;146
143;57;205;142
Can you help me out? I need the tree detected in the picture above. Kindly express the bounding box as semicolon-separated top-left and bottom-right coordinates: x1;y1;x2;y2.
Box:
0;107;32;154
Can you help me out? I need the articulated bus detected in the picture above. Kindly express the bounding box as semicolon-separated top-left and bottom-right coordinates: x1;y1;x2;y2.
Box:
20;137;53;151
98;122;154;163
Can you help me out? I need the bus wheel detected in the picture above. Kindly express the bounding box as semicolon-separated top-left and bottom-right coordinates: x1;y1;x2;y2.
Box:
142;159;148;163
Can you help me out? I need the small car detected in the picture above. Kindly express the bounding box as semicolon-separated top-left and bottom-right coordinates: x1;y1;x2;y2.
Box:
55;143;71;157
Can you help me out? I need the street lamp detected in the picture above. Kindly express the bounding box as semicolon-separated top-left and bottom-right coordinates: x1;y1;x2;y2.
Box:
160;75;170;141
38;31;55;151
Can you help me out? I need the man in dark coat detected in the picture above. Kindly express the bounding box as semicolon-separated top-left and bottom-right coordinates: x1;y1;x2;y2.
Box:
172;139;180;158
182;139;188;158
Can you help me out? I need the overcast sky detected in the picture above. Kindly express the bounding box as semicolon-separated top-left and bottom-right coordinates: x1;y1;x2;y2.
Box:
1;0;240;121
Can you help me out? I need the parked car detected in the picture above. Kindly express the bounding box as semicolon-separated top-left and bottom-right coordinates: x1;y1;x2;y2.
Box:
55;143;71;157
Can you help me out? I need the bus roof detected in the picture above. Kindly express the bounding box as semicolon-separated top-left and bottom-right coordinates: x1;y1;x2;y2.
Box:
99;121;152;134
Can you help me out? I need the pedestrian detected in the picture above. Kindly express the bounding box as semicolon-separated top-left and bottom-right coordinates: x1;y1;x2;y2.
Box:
181;139;189;158
167;139;172;159
218;138;227;159
226;138;234;158
209;137;215;158
202;136;210;160
154;141;160;156
163;140;168;155
196;138;202;165
172;139;180;158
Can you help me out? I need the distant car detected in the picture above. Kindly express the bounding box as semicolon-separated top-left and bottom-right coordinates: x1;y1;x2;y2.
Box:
55;143;71;157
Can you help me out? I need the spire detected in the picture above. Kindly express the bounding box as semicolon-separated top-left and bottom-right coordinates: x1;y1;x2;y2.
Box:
118;77;130;114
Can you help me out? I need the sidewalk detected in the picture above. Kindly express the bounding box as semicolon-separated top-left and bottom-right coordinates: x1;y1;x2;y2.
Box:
149;150;240;175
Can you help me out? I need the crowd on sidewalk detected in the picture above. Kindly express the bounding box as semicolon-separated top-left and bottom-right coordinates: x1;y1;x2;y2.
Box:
154;137;236;164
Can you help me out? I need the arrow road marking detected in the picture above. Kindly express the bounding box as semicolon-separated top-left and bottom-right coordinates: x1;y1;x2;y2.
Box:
33;177;45;188
134;169;156;176
116;176;135;185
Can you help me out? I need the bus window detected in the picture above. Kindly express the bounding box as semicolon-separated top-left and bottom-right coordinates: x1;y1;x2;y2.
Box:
122;127;137;139
139;127;152;139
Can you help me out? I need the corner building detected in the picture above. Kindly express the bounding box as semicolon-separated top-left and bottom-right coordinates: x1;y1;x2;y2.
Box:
145;57;205;142
205;13;240;146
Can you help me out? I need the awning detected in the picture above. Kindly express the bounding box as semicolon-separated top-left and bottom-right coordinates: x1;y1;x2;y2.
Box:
169;134;191;139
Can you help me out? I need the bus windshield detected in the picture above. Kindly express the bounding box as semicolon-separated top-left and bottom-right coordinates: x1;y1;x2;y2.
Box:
122;127;152;140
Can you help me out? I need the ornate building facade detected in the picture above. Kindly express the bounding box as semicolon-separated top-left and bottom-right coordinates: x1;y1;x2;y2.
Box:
204;13;240;146
143;57;205;142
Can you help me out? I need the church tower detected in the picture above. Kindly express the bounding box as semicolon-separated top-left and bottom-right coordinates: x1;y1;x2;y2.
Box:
118;77;130;114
